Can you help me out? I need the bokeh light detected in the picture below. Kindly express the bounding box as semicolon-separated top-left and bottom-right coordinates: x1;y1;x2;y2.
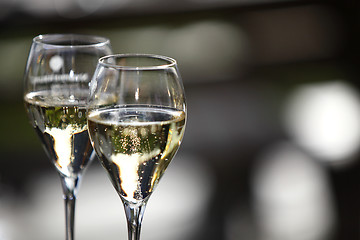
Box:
284;81;360;165
252;142;335;240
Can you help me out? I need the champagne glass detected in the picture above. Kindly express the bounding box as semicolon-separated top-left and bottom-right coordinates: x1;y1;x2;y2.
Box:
23;34;112;240
87;54;186;240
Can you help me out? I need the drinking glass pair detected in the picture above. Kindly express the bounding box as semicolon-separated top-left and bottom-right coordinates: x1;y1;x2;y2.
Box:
23;34;186;240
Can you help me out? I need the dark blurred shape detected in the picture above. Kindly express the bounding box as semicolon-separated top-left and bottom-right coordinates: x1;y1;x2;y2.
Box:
241;5;344;65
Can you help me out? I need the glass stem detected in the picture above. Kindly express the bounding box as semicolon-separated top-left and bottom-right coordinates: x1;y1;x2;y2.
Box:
123;200;148;240
60;175;80;240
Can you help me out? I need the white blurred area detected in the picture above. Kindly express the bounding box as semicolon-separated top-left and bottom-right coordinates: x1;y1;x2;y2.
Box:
252;142;335;240
246;80;360;240
284;81;360;166
0;153;214;240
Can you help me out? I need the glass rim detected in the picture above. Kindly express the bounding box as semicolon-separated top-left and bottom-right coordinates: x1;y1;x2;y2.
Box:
33;33;110;48
98;53;177;70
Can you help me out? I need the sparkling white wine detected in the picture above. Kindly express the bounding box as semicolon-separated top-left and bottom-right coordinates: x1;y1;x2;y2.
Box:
87;106;186;203
24;90;93;178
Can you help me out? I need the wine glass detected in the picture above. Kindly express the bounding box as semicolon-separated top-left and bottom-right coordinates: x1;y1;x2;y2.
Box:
87;54;186;240
23;34;112;240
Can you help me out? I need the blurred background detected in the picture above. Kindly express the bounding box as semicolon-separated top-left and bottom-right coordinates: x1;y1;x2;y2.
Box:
1;0;360;239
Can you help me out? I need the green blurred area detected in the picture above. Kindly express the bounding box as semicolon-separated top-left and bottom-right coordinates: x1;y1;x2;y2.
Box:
0;101;40;152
